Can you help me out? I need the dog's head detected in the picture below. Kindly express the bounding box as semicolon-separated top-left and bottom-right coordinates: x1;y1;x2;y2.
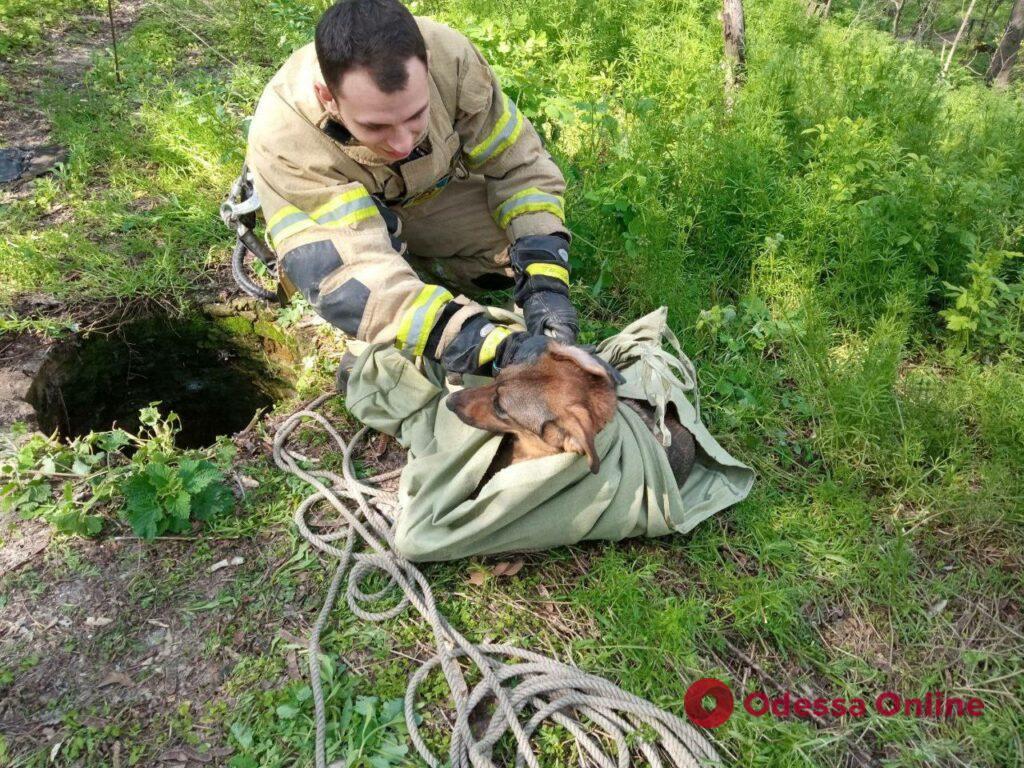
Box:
446;342;619;473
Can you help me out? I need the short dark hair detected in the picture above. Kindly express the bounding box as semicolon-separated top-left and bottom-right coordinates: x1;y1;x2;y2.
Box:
315;0;427;95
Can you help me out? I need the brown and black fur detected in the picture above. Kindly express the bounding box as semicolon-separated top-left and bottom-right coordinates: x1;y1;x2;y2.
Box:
447;342;698;488
447;343;618;476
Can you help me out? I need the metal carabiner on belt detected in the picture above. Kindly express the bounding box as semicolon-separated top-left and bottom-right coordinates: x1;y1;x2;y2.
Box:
220;163;282;303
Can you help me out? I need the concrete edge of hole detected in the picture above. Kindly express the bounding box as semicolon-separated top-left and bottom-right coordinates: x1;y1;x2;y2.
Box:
0;334;54;436
202;295;349;393
1;295;342;443
202;297;304;394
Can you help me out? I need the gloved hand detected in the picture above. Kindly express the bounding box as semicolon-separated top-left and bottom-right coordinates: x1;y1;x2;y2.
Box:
522;291;577;344
371;195;407;257
509;234;579;343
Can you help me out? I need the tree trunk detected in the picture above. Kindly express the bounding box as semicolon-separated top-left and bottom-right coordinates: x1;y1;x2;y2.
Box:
722;0;747;108
986;0;1024;85
977;0;1007;42
942;0;979;75
893;0;906;34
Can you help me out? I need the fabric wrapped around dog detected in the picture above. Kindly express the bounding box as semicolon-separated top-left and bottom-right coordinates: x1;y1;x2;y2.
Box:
344;308;755;562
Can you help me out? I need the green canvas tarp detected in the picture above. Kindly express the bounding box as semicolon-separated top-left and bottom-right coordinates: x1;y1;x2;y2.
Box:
344;307;754;562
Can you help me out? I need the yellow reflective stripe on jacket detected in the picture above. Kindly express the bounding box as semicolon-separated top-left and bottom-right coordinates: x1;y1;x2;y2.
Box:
478;325;512;367
494;187;565;229
466;94;524;168
268;205;316;249
396;284;454;356
313;188;378;228
525;262;569;284
268;188;379;250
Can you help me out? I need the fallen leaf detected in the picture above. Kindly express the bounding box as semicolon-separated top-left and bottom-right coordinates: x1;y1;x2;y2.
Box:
927;599;948;619
467;570;487;586
85;616;113;627
208;556;244;573
490;559;524;577
278;628;306;646
99;671;134;688
159;748;191;763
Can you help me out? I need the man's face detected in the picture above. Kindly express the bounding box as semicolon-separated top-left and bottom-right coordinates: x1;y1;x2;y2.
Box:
315;56;430;162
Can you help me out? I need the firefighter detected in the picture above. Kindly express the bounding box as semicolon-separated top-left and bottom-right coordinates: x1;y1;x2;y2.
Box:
246;0;580;382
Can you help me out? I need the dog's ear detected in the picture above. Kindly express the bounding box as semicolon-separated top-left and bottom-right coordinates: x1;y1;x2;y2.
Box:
547;343;611;381
547;343;624;385
562;404;601;474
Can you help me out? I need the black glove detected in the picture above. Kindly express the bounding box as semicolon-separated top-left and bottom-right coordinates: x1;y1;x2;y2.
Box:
427;308;517;375
371;195;407;257
509;234;578;343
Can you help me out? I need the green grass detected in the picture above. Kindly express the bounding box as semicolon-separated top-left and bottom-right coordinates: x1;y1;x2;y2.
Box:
2;0;1023;765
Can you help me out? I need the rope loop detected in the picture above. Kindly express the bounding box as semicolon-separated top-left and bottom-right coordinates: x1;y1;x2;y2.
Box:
273;393;722;768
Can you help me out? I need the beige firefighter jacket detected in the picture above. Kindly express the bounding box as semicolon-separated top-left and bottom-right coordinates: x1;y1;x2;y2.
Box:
246;17;568;361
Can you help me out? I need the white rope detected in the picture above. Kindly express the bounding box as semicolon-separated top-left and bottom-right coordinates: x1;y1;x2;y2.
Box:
273;392;723;768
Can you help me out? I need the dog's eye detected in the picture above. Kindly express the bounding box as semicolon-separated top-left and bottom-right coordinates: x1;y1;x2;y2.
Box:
492;393;509;420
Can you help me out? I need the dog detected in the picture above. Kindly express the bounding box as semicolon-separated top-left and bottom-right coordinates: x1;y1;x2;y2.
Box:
446;342;617;474
446;341;697;484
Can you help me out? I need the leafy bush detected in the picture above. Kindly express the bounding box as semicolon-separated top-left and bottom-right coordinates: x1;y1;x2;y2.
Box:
0;405;236;539
121;455;234;538
940;247;1023;356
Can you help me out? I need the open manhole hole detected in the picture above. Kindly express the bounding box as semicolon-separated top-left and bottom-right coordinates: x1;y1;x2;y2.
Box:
28;316;291;448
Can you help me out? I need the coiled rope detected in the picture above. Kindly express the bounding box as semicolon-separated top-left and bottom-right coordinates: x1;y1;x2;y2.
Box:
273;392;723;768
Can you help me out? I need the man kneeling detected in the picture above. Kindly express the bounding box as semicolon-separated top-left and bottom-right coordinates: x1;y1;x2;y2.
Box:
246;0;579;381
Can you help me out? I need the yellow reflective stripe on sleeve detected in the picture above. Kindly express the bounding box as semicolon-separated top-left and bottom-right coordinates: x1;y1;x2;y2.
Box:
524;263;569;284
311;187;377;226
268;205;316;251
494;187;565;229
396;284;454;356
478;325;512;367
267;204;302;231
267;188;380;249
320;204;379;229
466;94;525;168
310;188;367;219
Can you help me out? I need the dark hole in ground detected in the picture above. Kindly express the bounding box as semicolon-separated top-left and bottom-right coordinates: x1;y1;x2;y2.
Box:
28;316;289;448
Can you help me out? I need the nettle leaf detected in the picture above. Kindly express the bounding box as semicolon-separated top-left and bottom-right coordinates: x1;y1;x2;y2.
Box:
49;505;103;536
229;722;253;750
190;480;234;521
96;429;131;454
170;489;191;519
177;457;201;476
122;473;164;539
180;460;222;494
144;461;175;490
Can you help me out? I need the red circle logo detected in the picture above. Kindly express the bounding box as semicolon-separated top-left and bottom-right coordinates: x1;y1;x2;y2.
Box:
684;678;735;728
